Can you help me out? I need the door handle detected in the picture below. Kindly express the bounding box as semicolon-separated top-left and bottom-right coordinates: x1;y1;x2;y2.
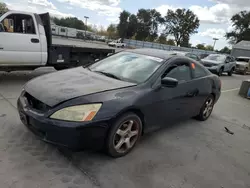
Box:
186;89;199;97
0;47;3;50
31;38;39;43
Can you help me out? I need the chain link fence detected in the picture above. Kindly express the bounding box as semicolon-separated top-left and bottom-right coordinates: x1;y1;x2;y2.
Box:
124;39;215;55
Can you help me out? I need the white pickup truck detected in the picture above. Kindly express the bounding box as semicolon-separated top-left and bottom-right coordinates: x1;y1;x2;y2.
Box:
108;38;127;48
0;11;115;71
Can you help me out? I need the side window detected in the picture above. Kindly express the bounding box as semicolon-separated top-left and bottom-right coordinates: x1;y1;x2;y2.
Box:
1;14;36;34
230;56;235;62
192;63;208;78
61;28;66;32
163;63;192;82
225;56;231;63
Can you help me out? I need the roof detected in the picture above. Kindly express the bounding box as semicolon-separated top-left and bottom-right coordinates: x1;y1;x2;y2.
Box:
233;40;250;50
127;48;187;60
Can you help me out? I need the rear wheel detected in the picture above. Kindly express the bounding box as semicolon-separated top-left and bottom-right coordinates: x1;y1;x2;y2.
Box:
196;94;215;121
106;113;142;158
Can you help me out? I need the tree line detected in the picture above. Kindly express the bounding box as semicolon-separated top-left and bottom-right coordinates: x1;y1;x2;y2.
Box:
116;8;199;47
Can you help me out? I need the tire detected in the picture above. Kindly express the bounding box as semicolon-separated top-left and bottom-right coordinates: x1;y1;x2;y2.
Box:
195;94;215;121
243;68;248;75
106;113;142;158
54;66;67;71
228;67;234;76
217;68;223;76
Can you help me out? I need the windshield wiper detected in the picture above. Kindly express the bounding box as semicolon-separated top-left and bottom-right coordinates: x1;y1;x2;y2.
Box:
94;71;121;80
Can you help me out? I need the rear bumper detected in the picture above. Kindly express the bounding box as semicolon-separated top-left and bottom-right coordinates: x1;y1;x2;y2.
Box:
17;97;110;151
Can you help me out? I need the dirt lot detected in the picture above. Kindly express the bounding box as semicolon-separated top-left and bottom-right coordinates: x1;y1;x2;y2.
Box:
0;68;250;188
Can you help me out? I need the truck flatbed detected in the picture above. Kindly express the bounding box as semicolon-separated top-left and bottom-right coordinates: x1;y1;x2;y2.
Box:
52;37;114;51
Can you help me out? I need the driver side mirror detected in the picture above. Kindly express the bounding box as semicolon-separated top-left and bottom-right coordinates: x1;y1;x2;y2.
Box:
0;23;4;32
161;77;178;88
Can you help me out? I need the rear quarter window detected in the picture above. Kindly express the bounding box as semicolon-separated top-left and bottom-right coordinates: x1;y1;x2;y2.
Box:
192;63;209;78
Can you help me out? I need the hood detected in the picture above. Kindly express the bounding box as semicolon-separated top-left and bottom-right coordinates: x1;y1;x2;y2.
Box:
25;67;136;107
236;61;248;66
201;59;222;66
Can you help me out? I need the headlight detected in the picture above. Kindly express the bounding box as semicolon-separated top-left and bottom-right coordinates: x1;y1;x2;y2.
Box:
50;103;102;122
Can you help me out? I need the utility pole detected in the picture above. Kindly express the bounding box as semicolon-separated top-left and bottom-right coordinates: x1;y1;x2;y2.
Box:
213;38;219;51
84;16;89;39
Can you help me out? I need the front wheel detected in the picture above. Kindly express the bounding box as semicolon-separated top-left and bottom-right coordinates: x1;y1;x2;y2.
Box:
106;113;142;158
217;68;223;76
243;68;248;75
228;67;234;76
195;94;215;121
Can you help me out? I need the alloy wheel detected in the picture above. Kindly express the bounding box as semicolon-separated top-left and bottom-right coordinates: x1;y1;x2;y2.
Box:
203;98;214;119
113;120;139;153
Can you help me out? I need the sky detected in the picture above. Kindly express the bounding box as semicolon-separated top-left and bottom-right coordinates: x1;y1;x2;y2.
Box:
2;0;250;50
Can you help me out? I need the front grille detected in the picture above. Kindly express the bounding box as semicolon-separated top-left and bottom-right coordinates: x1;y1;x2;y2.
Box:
24;92;50;112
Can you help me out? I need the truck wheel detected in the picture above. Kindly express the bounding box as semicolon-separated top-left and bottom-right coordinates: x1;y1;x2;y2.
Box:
54;66;67;71
228;67;234;76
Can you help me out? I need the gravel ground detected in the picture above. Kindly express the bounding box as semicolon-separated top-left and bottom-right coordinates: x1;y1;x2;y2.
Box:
0;69;250;188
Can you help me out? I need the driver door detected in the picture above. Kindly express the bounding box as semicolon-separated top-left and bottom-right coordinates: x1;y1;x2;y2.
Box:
0;12;42;65
144;58;198;130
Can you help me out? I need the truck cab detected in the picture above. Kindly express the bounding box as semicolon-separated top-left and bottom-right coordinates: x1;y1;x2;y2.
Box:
0;11;47;66
0;10;114;71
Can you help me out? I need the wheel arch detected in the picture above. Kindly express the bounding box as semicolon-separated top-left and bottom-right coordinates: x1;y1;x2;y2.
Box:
111;107;146;135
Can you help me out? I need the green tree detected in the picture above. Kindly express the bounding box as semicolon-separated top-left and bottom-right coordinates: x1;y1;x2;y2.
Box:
166;39;176;46
127;14;138;38
226;11;250;44
220;46;231;54
136;9;163;41
52;17;85;30
164;8;199;46
196;44;206;50
157;34;167;44
0;2;9;15
148;9;164;41
206;45;214;51
136;9;151;40
117;10;130;39
107;24;117;39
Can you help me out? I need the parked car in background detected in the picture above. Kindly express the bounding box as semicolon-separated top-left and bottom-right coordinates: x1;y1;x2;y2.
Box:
201;54;236;76
18;49;221;158
170;51;203;63
198;53;209;59
108;38;127;48
234;56;250;75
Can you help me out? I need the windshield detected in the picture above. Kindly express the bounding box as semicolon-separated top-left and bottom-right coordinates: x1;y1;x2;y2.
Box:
236;58;250;63
204;54;226;62
89;52;163;83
